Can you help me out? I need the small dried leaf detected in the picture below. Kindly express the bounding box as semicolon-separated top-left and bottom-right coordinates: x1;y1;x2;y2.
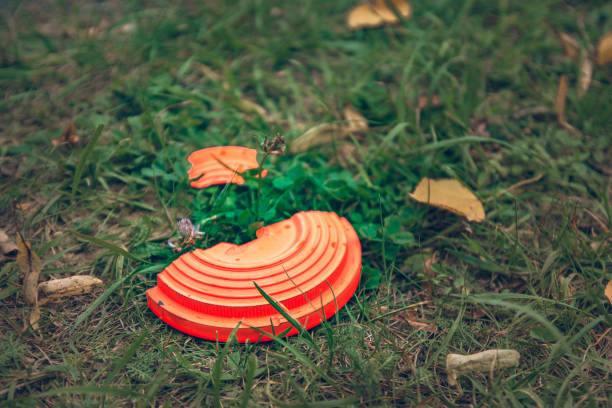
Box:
555;75;577;133
236;98;268;117
234;97;278;123
51;122;80;147
418;93;441;110
38;275;104;303
16;233;42;306
596;31;612;66
0;229;18;256
578;52;593;98
423;253;437;300
200;63;222;82
407;319;438;333
446;349;520;386
16;202;32;211
290;124;341;153
347;0;411;29
605;281;612;304
397;312;438;333
343;104;368;133
469;115;490;138
336;143;362;168
29;305;41;331
558;32;579;58
409;178;485;222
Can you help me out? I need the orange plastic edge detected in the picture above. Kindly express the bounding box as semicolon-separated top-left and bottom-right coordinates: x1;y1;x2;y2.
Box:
187;146;267;189
146;211;362;342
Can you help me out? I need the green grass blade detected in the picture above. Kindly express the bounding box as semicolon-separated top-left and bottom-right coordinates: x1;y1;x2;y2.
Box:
249;326;337;388
103;330;149;385
212;322;241;408
71;263;164;331
72;124;104;196
239;355;256;408
72;230;149;263
253;281;318;350
467;294;564;341
36;385;139;398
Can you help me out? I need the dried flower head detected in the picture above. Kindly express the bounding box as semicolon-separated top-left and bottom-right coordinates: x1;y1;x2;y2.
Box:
169;218;206;251
177;218;195;238
262;133;286;155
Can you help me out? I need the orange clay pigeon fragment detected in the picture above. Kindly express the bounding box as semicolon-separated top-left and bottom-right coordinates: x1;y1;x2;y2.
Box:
146;211;362;342
409;178;485;222
187;146;267;189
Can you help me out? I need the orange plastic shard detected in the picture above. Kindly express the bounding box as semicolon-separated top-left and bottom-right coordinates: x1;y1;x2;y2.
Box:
187;146;267;189
146;211;361;342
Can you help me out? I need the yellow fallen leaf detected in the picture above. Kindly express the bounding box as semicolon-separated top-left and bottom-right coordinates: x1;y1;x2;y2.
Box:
605;281;612;304
347;0;412;29
16;233;41;306
343;104;368;133
596;31;612;66
409;178;485;222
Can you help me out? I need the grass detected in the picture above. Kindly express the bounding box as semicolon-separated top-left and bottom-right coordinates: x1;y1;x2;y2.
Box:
1;0;611;406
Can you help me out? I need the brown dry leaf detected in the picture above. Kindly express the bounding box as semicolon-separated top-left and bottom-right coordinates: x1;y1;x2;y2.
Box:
336;143;362;168
290;124;341;153
235;98;268;117
343;104;368;133
347;0;412;29
446;349;520;387
423;252;437;300
408;178;485;222
398;313;438;333
16;233;41;306
596;31;612;66
199;63;222;82
418;93;441;110
197;63;277;124
38;276;104;304
29;305;41;331
605;281;612;304
234;97;277;123
469;115;490;138
578;51;593;98
555;75;577;133
557;32;579;58
52;122;80;147
16;202;32;212
407;319;438;334
0;229;18;257
291;105;368;153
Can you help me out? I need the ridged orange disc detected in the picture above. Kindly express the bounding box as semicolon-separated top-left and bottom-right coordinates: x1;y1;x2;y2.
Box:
187;146;268;189
146;211;361;342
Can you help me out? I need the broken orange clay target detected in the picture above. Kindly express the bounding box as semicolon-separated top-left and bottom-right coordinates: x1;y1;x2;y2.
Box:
187;146;267;189
146;211;361;342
